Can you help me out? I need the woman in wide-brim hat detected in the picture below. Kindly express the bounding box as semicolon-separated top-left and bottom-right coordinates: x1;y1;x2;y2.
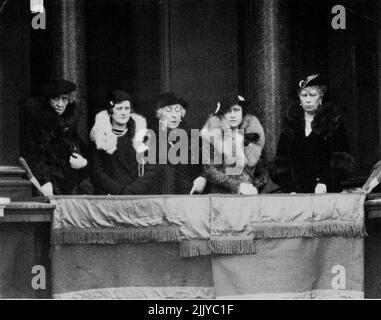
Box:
270;74;355;193
201;94;268;194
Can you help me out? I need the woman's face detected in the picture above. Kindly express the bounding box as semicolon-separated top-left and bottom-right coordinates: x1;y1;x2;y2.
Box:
299;87;323;115
111;100;131;127
159;104;183;129
49;94;70;115
223;105;243;129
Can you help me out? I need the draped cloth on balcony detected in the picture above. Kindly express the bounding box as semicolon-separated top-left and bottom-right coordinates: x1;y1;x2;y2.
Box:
50;193;365;299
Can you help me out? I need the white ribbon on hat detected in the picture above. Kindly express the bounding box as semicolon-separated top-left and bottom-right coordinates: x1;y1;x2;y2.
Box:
215;102;221;114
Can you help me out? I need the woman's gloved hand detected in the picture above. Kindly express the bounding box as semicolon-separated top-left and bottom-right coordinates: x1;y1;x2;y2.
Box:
70;153;88;170
239;183;258;195
190;177;207;195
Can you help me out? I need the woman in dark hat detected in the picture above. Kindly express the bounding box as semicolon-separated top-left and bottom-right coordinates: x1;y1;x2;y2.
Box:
270;74;355;193
90;90;160;195
201;95;268;194
149;92;207;194
22;78;90;195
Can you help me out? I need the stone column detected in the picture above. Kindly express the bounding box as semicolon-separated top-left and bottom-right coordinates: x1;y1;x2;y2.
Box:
47;0;88;140
246;0;291;161
378;2;381;158
0;0;32;200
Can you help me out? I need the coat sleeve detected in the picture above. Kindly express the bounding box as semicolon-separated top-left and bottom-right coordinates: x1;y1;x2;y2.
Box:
270;132;295;193
202;138;242;193
90;147;125;195
327;123;355;181
252;159;269;192
203;164;241;193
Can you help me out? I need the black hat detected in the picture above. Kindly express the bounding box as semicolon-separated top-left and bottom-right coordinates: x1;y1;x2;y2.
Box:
153;92;189;111
42;79;76;98
105;90;133;110
298;74;327;89
215;94;250;115
106;90;132;104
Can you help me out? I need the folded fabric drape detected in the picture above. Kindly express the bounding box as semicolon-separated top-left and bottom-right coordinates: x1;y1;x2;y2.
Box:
50;193;366;257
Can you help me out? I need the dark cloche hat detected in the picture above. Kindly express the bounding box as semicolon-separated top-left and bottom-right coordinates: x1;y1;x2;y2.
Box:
215;94;250;115
106;90;132;104
153;92;189;111
42;78;77;98
298;73;327;89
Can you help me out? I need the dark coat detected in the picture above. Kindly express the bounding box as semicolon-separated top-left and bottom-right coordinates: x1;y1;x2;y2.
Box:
270;101;355;193
90;111;161;195
149;122;204;195
23;98;89;195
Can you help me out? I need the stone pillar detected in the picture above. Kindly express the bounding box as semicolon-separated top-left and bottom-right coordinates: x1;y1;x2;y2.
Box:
47;0;88;140
246;0;291;161
0;0;32;200
378;1;381;158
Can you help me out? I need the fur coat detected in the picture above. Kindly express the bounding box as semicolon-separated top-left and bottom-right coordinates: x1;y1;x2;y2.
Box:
201;113;268;194
22;98;89;195
90;111;160;195
270;101;355;193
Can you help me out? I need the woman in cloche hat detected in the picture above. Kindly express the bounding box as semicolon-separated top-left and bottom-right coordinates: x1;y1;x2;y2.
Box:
270;74;355;193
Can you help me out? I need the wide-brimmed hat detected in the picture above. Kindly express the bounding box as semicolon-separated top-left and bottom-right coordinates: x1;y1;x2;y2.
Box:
214;94;250;115
153;92;189;111
42;79;76;98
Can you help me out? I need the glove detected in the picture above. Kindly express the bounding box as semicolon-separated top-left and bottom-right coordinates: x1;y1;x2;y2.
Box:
41;182;54;196
238;183;258;195
70;153;88;170
190;177;207;195
315;183;327;194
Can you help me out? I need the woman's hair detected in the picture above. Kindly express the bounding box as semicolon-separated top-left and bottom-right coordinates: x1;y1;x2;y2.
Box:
105;90;133;114
155;106;186;120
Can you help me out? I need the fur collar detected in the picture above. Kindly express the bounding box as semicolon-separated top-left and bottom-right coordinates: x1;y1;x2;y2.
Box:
90;110;148;154
201;113;265;168
285;101;342;138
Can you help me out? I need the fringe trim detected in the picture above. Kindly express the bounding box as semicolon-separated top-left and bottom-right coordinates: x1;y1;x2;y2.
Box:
179;241;211;257
179;239;256;257
51;226;180;245
209;238;256;255
251;222;366;239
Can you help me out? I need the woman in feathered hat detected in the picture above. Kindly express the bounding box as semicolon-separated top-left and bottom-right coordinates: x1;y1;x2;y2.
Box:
22;78;89;195
149;92;207;194
201;95;268;194
90;90;159;195
270;74;355;193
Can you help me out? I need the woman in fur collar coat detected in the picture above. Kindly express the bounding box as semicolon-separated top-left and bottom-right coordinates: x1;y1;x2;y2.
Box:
90;90;160;195
270;74;355;193
201;95;268;194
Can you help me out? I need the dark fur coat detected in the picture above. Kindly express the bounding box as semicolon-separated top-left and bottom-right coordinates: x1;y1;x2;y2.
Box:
22;98;89;195
270;101;355;193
